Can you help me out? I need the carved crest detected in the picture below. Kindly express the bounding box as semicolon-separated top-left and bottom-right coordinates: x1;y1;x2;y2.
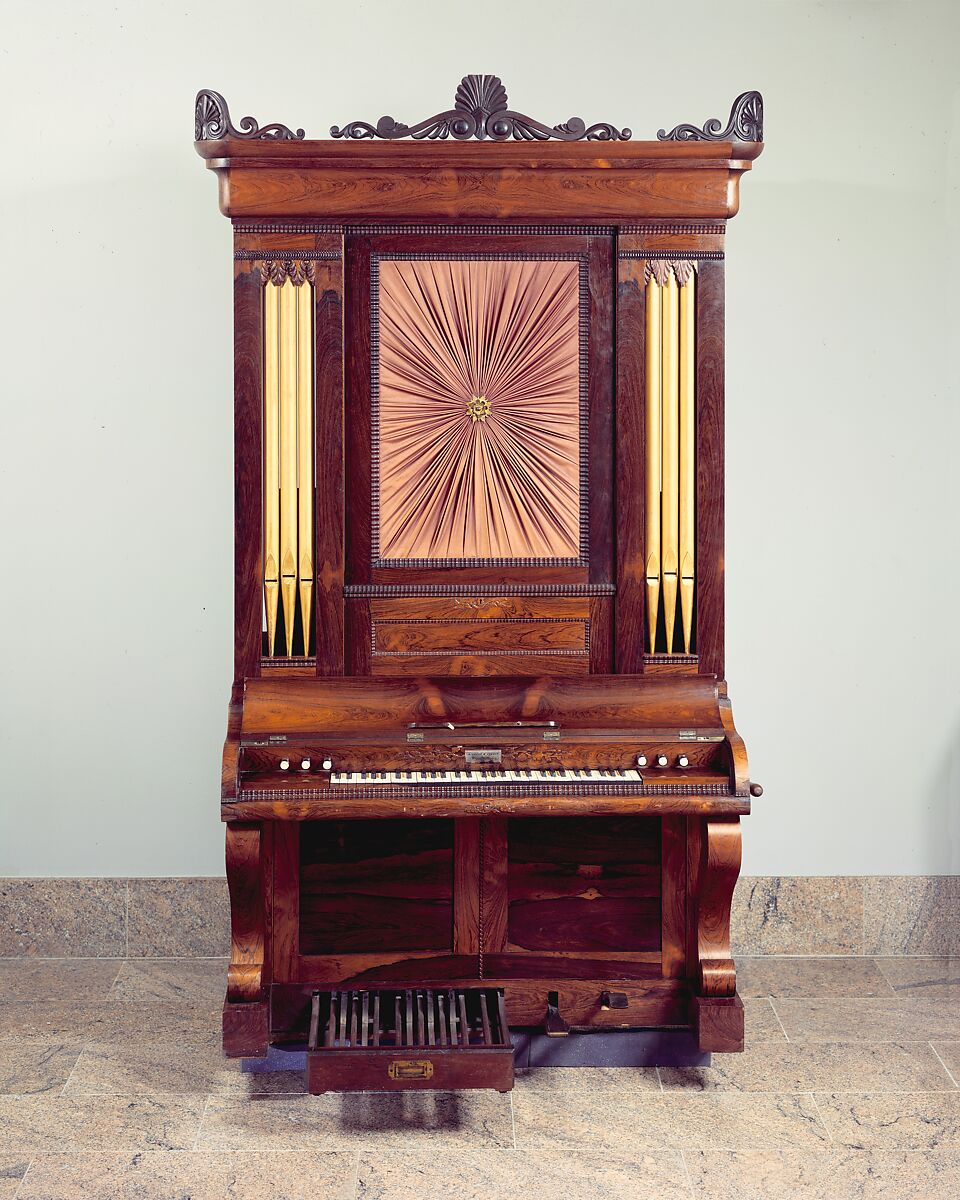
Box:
657;91;763;143
330;74;631;142
195;89;304;141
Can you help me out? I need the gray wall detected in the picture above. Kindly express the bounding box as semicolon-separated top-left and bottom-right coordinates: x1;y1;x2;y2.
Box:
1;0;958;876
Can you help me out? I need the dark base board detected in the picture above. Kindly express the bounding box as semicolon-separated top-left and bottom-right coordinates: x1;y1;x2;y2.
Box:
242;1027;711;1076
511;1026;711;1068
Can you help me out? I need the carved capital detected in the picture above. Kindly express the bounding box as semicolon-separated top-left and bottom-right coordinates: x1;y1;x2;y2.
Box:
644;259;698;287
259;259;317;286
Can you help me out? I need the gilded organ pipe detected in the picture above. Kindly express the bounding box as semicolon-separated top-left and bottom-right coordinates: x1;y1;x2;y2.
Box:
262;283;280;657
646;261;696;655
278;280;299;656
297;282;314;656
262;270;314;658
679;272;696;654
644;275;662;655
660;271;680;654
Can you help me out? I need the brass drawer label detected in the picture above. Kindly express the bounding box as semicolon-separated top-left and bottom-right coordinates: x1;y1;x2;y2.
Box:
388;1058;434;1081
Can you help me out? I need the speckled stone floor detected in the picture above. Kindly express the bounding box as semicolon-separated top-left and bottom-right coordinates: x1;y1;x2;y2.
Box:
0;956;958;1198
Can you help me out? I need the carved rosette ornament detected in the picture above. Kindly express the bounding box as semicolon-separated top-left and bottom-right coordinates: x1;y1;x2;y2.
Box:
195;89;305;141
657;90;763;143
331;74;632;141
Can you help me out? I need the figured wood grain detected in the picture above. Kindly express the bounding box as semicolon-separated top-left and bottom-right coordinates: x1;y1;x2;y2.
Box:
225;822;267;1002
695;816;741;997
481;817;509;956
241;673;722;733
370;597;590;621
588;596;613;672
233;260;264;678
299;820;454;955
271;821;300;984
453;819;481;957
507;816;660;954
372;620;588;653
587;236;615;584
195;139;760;222
312;241;345;674
695;259;725;677
660;815;687;978
615;256;647;671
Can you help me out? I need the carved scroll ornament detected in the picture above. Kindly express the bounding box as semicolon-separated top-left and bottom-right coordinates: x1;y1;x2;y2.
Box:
195;89;304;141
658;90;763;143
331;74;631;141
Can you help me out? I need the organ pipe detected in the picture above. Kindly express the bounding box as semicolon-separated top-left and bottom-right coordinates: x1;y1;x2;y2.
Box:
646;262;696;655
644;275;662;656
262;272;314;657
262;283;280;657
679;272;696;654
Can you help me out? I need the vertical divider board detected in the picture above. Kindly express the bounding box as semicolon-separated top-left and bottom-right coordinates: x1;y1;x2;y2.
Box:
587;236;615;586
233;256;265;680
614;248;647;673
271;820;301;985
660;815;687;978
453;819;481;958
313;232;346;675
480;818;509;959
694;258;725;679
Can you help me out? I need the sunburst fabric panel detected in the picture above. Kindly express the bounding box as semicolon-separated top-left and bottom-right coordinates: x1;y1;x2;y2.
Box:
375;257;582;563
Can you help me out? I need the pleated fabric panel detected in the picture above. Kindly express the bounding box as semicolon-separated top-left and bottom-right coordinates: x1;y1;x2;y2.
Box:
377;258;581;562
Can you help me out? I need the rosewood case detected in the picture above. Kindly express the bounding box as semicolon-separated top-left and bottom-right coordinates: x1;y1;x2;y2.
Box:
195;79;764;1091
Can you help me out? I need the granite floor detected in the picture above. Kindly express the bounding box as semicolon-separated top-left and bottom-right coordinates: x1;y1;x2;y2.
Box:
0;956;958;1198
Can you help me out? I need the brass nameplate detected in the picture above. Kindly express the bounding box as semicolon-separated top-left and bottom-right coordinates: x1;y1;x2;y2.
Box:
466;748;501;764
388;1059;434;1081
406;732;425;742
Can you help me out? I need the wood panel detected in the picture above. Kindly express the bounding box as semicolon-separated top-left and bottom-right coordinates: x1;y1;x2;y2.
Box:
615;255;647;672
233;260;263;679
367;653;589;677
242;673;723;734
588;236;615;584
507;817;661;954
481;817;509;956
696;259;725;677
225;822;268;1001
453;819;481;957
313;240;345;675
299;819;454;955
660;815;687;978
370;597;590;621
373;621;588;654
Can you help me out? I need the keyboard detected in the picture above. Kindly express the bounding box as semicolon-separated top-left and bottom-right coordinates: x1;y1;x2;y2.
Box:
330;768;643;786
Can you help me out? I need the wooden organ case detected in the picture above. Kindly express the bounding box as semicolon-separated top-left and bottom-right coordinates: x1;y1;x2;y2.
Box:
195;77;764;1092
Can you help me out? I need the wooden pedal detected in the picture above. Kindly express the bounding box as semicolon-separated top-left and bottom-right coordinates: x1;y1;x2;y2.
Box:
306;987;514;1094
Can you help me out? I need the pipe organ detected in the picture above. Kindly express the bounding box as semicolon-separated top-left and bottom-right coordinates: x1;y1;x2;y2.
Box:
195;77;764;1094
